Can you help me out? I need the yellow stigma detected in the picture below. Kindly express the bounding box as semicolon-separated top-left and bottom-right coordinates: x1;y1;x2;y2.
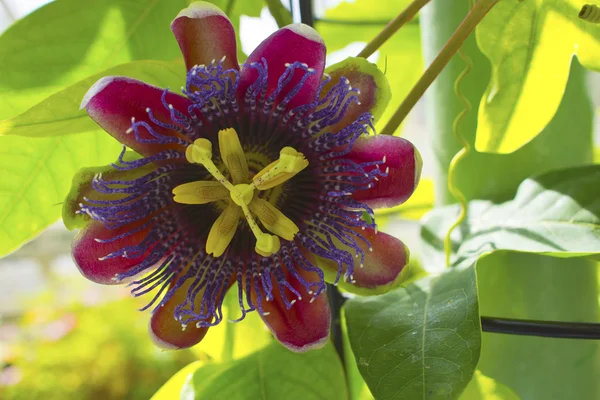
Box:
172;128;304;258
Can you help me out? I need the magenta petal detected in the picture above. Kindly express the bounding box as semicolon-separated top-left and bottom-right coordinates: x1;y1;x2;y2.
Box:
348;135;422;209
149;279;210;350
81;76;192;157
238;24;326;110
253;258;330;352
171;2;238;71
314;227;410;294
72;220;158;285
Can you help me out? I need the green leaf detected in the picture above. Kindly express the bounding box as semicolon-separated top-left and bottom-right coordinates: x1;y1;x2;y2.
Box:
475;0;600;153
344;264;481;400
316;0;423;134
0;0;189;120
151;361;205;400
429;165;600;263
0;60;185;137
476;252;600;399
452;59;593;203
0;132;121;257
459;370;519;400
375;178;434;221
190;285;272;363
0;0;261;121
265;0;293;28
181;342;349;400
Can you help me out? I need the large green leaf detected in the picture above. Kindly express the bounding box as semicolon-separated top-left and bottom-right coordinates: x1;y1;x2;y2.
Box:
152;361;206;400
475;0;600;153
476;252;600;399
425;165;600;263
316;0;423;134
453;59;593;203
344;264;481;400
0;59;193;256
180;342;348;400
0;0;262;121
459;370;519;400
0;60;185;137
0;0;188;119
0;133;121;257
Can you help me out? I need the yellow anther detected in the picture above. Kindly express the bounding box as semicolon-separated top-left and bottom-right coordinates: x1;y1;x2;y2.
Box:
206;204;242;257
252;146;308;190
172;181;229;204
181;129;306;258
229;183;254;207
218;128;249;184
186;138;213;164
278;147;308;173
185;139;235;192
255;233;281;258
249;198;299;241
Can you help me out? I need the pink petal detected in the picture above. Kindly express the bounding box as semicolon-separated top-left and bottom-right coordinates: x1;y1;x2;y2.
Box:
171;2;238;71
149;279;210;350
253;255;331;352
238;24;326;110
315;227;410;295
349;135;422;209
81;76;192;157
72;219;158;285
323;57;391;133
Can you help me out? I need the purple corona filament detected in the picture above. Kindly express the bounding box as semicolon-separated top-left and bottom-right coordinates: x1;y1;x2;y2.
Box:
78;58;385;329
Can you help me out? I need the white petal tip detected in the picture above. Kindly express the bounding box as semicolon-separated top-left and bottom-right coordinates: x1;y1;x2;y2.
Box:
284;24;324;45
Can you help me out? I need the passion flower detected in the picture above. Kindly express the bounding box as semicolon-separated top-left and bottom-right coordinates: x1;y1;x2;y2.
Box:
64;1;422;352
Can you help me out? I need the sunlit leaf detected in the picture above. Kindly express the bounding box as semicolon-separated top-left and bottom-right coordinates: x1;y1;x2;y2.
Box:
181;342;348;400
345;264;481;400
0;0;261;121
0;0;188;119
0;60;184;137
0;132;121;257
375;178;434;221
475;0;600;153
151;361;205;400
453;60;593;203
459;370;520;400
190;286;272;363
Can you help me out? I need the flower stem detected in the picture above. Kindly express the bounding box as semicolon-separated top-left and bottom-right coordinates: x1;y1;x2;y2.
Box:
357;0;431;59
327;284;346;365
221;293;238;362
266;0;293;28
379;0;499;136
225;0;236;16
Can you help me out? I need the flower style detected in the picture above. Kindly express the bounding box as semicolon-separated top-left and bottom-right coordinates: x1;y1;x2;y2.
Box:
64;1;422;352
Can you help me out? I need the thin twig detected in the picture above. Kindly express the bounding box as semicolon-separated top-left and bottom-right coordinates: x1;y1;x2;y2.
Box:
357;0;431;59
379;0;499;136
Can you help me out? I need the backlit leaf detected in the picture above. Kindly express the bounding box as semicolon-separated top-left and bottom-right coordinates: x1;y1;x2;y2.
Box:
475;0;600;153
181;342;348;400
0;133;121;257
0;60;184;137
